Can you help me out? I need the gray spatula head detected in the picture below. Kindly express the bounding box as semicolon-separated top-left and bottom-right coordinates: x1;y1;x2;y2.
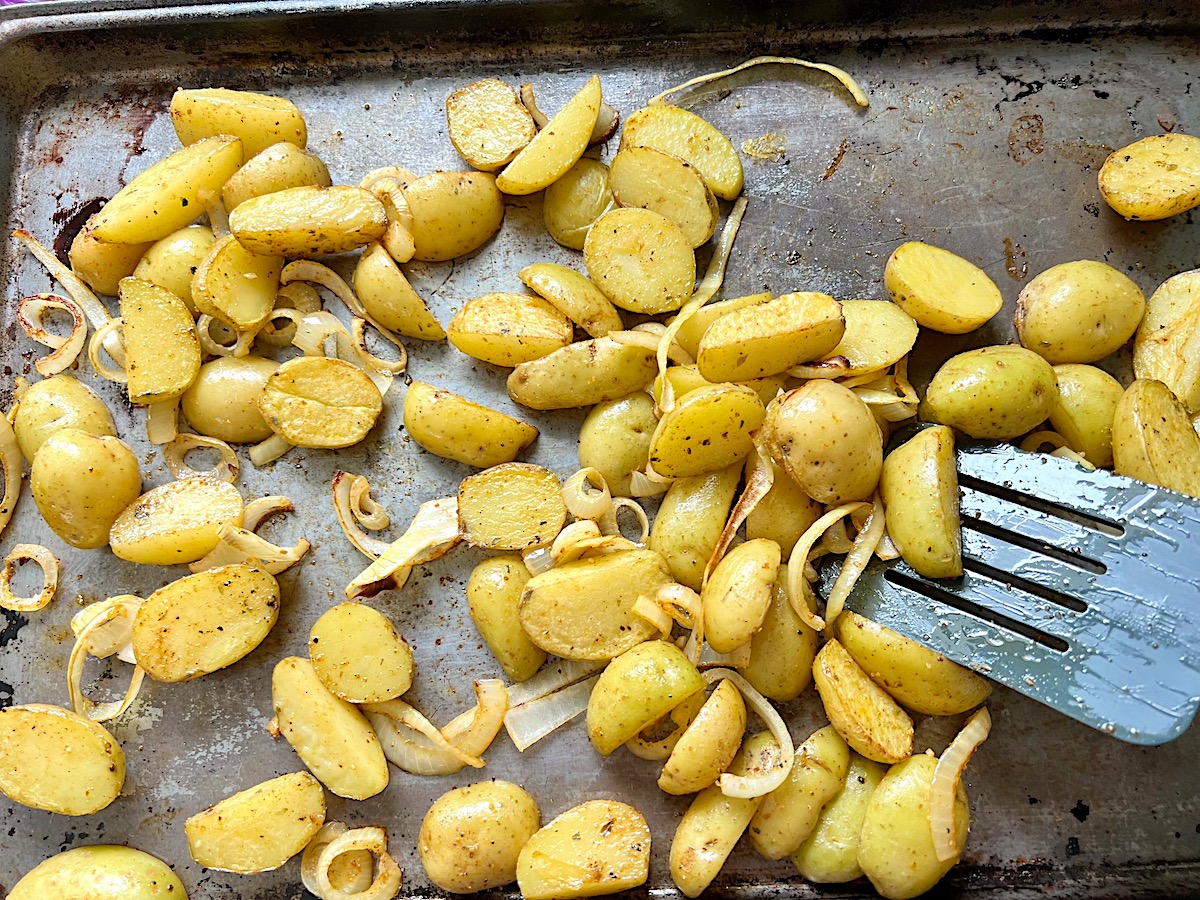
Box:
833;441;1200;745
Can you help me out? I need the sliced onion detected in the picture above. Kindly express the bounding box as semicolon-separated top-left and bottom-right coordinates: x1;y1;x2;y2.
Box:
611;497;650;543
196;314;257;358
785;502;872;631
522;546;554;575
18;293;87;376
258;283;323;348
505;658;604;708
655;196;748;415
562;468;613;524
365;699;484;774
276;308;396;394
71;594;142;664
0;544;58;612
68;597;146;722
88;318;127;382
312;825;402;900
610;329;694;365
165;433;239;482
250;433;294;466
629;469;670;498
190;521;309;575
365;679;507;776
1051;446;1095;469
633;594;674;638
0;414;22;541
789;356;851;380
145;399;179;445
520;82;619;144
625;692;704;760
346;497;461;599
931;707;992;862
650;56;869;109
503;674;599;752
202;188;231;238
550;520;603;559
702;668;794;798
876;532;902;561
698;641;751;669
703;437;774;587
332;471;393;560
242;495;294;531
823;493;886;628
302;823;375;898
360;166;418;191
554;534;639;565
349;477;390;530
369;181;417;264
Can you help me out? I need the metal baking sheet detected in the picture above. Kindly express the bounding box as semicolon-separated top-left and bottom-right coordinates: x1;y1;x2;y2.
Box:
1;1;1199;896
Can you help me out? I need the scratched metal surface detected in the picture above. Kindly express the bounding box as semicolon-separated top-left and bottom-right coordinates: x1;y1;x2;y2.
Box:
0;1;1199;897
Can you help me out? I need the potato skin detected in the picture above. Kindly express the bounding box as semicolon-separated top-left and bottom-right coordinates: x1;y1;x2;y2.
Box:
1016;260;1145;364
467;555;546;681
1049;363;1124;468
1098;133;1200;220
181;355;278;444
648;464;740;590
884;241;1002;334
404;380;538;468
1112;378;1200;497
9;846;187;900
922;345;1059;440
419;781;541;893
879;425;961;579
791;753;887;883
577;392;658;497
13;374;116;463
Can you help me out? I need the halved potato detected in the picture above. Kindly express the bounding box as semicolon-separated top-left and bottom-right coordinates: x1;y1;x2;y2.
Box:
621;104;744;200
671;292;771;358
91;135;243;243
701;537;780;653
610;145;718;247
353;241;445;341
648;383;765;479
1099;133;1200;220
819;299;919;376
258;356;383;449
496;75;602;195
308;602;413;703
879;424;962;579
404;381;538;467
134;224;215;313
507;337;657;410
171;88;306;157
458;462;566;550
584;207;696;314
519;262;624;337
446;78;537;171
222;141;331;212
119;276;200;404
543;158;612;250
812;640;913;765
1112;378;1200;497
1133;269;1200;412
68;216;152;295
229;185;386;257
191;234;282;331
658;679;746;795
109;477;244;565
884;241;1003;334
449;292;574;366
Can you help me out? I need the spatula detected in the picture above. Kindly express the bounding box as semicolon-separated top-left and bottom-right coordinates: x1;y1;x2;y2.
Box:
829;440;1200;745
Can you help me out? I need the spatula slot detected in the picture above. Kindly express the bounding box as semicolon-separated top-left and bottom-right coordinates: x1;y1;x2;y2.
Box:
960;516;1106;575
961;557;1088;613
882;568;1070;653
960;472;1125;538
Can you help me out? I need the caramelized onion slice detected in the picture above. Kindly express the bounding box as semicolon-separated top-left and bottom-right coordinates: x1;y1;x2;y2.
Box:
0;544;58;612
68;597;146;722
18;293;87;376
650;56;869;109
345;497;460;600
332;471;392;560
312;825;402;900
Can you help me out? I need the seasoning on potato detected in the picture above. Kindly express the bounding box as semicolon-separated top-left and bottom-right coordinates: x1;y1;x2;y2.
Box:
404;380;538;468
812;639;914;765
446;78;537;172
467;555;546;681
921;345;1059;441
308;602;414;703
542;157;613;249
1098;132;1200;221
7;845;188;900
584;207;697;314
109;477;244;565
229;184;387;257
496;74;602;196
448;292;574;366
879;424;962;579
258;356;384;449
458;462;566;550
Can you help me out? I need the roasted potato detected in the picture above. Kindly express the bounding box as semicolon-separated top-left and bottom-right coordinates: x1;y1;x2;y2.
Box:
171;87;306;157
879;425;962;579
497;75;602;195
584;208;696;314
109;477;243;565
13;374;115;463
884;241;1003;334
446;78;537;172
8;846;187;900
1098;133;1200;220
812;639;913;765
922;345;1059;440
32;429;141;550
404;380;538;467
620;104;743;200
229;185;387;257
308;602;413;703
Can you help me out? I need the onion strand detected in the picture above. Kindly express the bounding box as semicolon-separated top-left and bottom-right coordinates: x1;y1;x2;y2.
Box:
0;544;58;612
931;707;992;862
650;56;870;109
702;668;794;797
18;293;87;376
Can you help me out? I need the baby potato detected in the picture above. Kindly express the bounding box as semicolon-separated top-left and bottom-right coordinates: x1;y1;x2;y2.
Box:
497;74;601;195
742;577;819;702
68;216;152;296
448;292;574;366
508;336;657;410
308;602;413;703
610;145;718;247
858;754;970;900
1112;378;1200;497
672;292;770;358
191;233;282;331
577;392;658;497
109;477;243;565
519;262;624;337
446;78;537;172
884;241;1003;334
652;364;785;409
1098;133;1200;220
745;460;822;559
467;555;546;681
13;374;115;462
621;104;744;200
543;158;613;250
879;425;962;579
133;224;215;313
1016;260;1146;364
1133;268;1200;412
258;356;384;449
458;462;567;550
221;141;331;212
517;800;650;900
835;611;992;716
272;656;389;799
0;704;124;816
821;299;920;376
658;679;746;795
181;355;278;444
750;725;850;860
171;87;306;157
354;241;445;341
813;639;913;765
922;345;1059;440
405;170;506;261
404;380;538;468
8;846;188;900
229;185;387;257
32;428;141;550
763;381;883;505
185;771;326;874
90;135;243;244
791;753;887;883
419;781;541;893
648;464;741;590
648;384;765;479
696;291;845;382
133;564;280;683
519;549;667;661
1049;364;1124;468
584;207;696;314
119;276;201;405
701;538;781;653
587;639;705;755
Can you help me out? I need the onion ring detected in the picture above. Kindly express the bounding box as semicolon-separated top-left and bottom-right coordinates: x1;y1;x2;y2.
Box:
702;668;794;798
68;598;146;722
302;823;375;898
313;825;402;900
88;317;127;383
18;293;87;376
332;471;392;560
145;399;179;445
0;544;58;612
195;314;257;358
164;433;239;482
